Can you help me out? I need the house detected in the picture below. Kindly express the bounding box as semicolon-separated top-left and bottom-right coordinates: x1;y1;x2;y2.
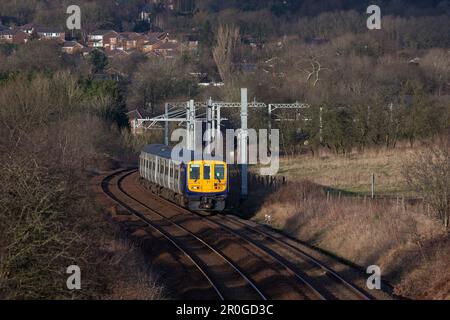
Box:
0;29;29;44
141;32;168;52
35;27;65;42
127;108;150;135
18;23;35;34
153;40;181;58
88;30;118;48
119;32;149;51
62;41;84;54
148;32;169;42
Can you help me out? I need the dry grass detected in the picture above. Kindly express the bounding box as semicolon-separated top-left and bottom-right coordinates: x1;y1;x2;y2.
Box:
255;180;450;299
277;145;425;196
100;239;166;300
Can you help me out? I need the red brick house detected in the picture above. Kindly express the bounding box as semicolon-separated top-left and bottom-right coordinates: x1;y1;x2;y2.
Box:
62;41;84;54
88;30;118;49
153;41;181;58
35;27;66;42
0;30;30;44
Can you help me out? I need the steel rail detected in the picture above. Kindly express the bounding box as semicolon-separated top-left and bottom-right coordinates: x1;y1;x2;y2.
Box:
115;170;268;300
101;169;225;300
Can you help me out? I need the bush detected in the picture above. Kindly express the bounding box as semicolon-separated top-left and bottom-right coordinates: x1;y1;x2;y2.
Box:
403;140;450;228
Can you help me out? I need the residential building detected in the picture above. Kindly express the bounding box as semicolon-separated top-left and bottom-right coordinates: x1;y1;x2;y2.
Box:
35;27;65;42
0;29;30;44
153;40;181;58
88;30;118;48
62;41;84;54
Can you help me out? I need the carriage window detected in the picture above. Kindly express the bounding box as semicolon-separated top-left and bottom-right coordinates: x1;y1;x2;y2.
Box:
215;165;225;180
203;165;211;180
189;164;200;180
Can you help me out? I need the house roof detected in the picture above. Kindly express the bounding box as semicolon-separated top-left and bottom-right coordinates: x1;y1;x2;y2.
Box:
91;30;117;36
145;35;161;45
0;29;28;37
63;41;83;48
106;48;130;57
148;32;168;40
18;23;35;31
35;26;64;34
119;32;148;42
154;41;180;51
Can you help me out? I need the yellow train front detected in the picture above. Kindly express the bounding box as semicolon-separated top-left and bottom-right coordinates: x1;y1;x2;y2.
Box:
139;144;228;212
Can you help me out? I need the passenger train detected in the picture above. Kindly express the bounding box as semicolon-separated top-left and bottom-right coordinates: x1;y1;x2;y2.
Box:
139;144;228;211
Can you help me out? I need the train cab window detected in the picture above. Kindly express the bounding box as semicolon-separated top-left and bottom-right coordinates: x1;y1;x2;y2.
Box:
189;164;200;180
203;165;211;180
215;164;225;181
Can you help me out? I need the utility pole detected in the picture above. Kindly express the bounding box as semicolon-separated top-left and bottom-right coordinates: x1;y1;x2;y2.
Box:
319;106;323;143
371;173;375;199
241;88;248;200
164;103;169;146
268;104;272;132
206;97;213;155
187;99;195;151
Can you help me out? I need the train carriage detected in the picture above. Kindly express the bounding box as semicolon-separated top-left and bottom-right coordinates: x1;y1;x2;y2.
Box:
139;144;228;211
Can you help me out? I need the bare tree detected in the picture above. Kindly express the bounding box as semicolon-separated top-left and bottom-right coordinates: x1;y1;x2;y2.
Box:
403;140;450;229
212;24;241;88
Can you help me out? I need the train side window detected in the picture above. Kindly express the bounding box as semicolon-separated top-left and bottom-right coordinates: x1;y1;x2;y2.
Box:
204;164;211;180
174;169;179;180
189;164;200;180
215;164;225;181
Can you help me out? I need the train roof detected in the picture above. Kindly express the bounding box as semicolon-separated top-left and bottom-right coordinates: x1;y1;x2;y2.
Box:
142;144;176;159
142;144;226;163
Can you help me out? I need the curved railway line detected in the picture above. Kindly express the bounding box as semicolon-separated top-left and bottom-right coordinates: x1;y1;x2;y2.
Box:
97;168;390;300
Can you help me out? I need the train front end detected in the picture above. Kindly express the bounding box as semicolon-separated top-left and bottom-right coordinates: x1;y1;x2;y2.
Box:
185;160;228;211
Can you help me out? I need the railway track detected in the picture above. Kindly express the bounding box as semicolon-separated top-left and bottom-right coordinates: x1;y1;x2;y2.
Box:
98;168;382;300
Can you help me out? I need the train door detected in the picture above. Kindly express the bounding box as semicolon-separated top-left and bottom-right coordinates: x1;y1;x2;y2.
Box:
203;163;214;192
